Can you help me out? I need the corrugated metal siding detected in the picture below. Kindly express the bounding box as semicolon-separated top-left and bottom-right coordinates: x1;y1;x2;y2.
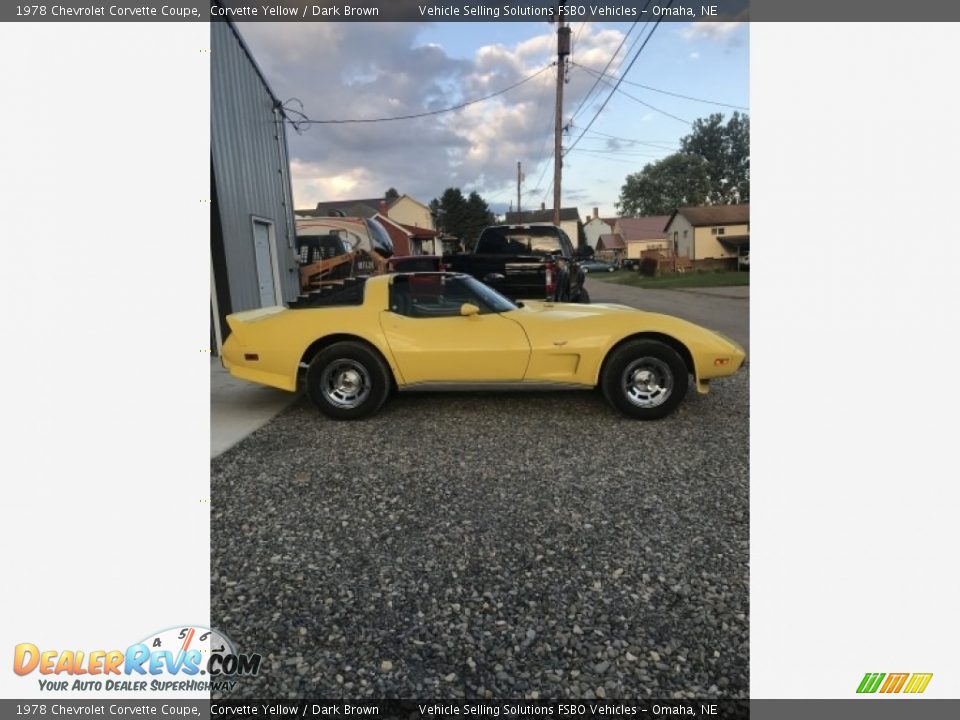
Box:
211;21;298;311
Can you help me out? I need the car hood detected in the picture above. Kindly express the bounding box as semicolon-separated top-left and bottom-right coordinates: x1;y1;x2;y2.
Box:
513;300;654;318
506;300;745;356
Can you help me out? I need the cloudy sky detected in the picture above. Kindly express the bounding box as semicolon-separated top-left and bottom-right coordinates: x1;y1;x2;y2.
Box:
236;21;748;218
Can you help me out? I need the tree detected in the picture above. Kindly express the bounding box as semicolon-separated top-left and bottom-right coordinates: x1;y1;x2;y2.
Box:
616;153;711;216
432;187;468;238
464;191;494;247
680;111;750;203
384;187;400;202
431;188;494;249
722;112;750;202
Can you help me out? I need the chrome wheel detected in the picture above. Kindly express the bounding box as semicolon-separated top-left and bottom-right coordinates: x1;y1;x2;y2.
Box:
320;359;371;409
622;357;673;408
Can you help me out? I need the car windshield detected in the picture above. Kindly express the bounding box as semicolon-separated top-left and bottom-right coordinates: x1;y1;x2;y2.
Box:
478;226;563;255
365;217;394;258
460;275;518;312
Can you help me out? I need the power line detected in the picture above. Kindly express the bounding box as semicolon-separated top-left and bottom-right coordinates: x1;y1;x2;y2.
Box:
287;64;553;125
572;20;587;46
584;71;692;125
564;7;669;158
571;10;665;125
569;18;641;123
567;146;667;158
527;66;560;195
572;61;750;111
580;129;678;149
483;81;554;207
566;151;642;165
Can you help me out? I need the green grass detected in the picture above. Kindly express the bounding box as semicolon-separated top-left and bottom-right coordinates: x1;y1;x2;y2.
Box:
592;269;750;289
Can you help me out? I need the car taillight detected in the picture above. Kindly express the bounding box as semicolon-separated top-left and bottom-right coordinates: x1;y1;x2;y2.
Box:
545;259;556;299
439;260;449;272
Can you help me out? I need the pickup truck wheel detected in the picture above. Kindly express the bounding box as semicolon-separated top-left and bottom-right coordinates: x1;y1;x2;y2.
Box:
576;287;591;304
307;341;391;420
601;340;688;420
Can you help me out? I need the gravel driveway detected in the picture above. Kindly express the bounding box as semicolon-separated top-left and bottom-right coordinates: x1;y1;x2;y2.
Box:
212;369;748;700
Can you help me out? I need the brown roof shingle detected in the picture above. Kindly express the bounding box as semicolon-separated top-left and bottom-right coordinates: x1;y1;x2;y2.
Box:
671;204;750;228
616;215;671;241
597;233;626;250
399;222;438;238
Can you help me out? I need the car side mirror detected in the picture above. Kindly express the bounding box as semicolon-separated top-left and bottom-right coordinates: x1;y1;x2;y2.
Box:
460;303;480;317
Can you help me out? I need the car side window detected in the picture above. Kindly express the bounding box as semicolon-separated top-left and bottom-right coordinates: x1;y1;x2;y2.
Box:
389;276;488;318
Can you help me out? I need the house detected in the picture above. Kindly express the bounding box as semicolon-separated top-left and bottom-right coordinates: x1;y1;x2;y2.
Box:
383;194;434;231
375;214;442;256
298;198;382;219
211;20;299;355
298;194;434;229
614;216;672;260
583;208;617;250
596;234;626;264
504;205;584;249
664;204;750;261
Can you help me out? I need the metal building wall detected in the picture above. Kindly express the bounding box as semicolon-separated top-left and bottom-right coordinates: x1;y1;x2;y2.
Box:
211;20;298;328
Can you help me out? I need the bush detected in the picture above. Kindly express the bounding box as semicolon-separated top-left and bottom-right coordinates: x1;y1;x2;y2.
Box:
639;257;659;277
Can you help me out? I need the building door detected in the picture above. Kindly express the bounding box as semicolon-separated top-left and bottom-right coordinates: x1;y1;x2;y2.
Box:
252;218;278;307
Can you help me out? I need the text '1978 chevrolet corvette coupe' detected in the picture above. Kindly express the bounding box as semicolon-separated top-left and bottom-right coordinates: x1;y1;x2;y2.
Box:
221;273;745;421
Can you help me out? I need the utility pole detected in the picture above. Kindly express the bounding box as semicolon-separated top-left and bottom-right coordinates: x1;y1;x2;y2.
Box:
553;7;571;226
517;160;522;220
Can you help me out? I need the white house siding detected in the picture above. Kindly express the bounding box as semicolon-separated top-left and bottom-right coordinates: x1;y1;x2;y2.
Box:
584;217;612;250
388;196;434;230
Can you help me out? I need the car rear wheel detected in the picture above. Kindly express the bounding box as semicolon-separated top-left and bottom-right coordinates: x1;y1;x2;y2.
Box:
306;341;391;420
601;340;688;419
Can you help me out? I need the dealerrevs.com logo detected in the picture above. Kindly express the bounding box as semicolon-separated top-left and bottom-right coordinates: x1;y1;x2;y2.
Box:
13;626;261;693
857;672;933;694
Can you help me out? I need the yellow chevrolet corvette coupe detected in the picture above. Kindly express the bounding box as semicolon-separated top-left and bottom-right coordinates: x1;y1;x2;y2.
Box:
221;273;745;421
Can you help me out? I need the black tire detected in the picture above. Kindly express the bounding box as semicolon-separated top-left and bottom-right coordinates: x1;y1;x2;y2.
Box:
306;341;391;420
576;286;591;304
600;340;688;420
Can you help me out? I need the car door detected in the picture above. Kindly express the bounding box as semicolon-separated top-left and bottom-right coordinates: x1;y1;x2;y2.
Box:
380;275;530;385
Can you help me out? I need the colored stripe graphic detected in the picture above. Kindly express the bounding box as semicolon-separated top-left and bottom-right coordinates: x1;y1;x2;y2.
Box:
903;673;933;694
858;672;933;694
857;673;885;693
880;673;909;693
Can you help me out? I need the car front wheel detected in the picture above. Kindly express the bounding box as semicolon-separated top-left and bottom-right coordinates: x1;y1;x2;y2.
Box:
601;340;688;419
306;341;391;420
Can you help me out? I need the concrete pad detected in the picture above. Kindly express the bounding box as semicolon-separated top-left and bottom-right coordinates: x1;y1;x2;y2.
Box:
211;358;299;458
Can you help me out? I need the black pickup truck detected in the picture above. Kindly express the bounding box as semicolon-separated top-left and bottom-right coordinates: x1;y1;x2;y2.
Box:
443;223;592;303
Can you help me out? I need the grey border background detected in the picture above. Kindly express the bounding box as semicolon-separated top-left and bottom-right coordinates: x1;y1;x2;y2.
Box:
7;0;960;23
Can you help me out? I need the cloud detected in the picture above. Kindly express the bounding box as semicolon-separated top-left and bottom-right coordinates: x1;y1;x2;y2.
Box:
233;22;626;209
689;51;700;61
288;160;373;208
682;21;744;42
